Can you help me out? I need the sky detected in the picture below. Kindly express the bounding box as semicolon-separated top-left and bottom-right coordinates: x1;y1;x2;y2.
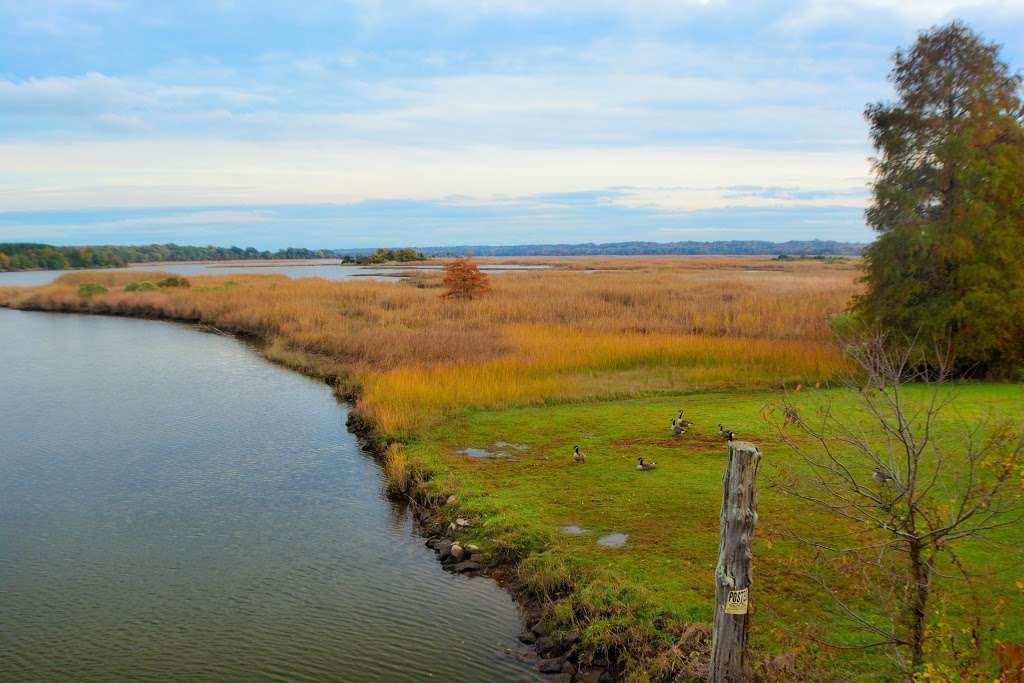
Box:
1;1;1022;249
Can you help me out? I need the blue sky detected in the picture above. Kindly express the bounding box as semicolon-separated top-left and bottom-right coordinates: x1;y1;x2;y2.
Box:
1;1;1022;248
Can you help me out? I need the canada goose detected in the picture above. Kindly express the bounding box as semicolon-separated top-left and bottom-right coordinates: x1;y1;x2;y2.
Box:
637;457;657;471
718;424;736;441
671;418;687;435
675;410;694;425
872;467;895;484
573;445;585;464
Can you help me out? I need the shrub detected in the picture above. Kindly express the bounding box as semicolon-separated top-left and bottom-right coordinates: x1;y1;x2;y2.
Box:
827;310;865;340
125;281;160;292
77;283;108;297
441;257;491;300
156;276;190;288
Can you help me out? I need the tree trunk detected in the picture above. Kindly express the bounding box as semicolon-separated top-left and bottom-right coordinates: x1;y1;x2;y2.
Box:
709;441;762;683
908;542;930;673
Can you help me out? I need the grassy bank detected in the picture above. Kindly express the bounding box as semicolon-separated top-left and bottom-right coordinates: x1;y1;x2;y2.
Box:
404;387;1024;680
3;257;1020;680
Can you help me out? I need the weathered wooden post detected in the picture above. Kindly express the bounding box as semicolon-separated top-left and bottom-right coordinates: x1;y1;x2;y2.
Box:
709;441;761;683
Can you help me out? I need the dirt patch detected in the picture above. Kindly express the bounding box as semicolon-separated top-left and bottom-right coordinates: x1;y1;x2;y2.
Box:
611;437;684;448
611;434;727;452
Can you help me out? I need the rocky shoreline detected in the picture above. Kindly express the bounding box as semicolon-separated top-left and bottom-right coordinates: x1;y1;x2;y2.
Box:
346;411;621;683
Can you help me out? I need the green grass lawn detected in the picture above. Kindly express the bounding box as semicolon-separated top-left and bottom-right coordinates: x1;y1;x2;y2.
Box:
404;383;1024;679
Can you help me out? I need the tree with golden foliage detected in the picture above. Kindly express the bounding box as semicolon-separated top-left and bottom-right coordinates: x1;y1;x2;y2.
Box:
441;257;491;300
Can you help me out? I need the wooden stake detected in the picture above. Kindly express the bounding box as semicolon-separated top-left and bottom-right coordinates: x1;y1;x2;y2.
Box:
709;441;761;682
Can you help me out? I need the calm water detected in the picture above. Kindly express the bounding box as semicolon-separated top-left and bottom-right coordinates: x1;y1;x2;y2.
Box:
0;309;542;682
0;261;549;287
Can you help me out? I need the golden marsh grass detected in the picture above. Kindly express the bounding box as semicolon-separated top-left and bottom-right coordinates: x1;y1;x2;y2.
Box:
1;257;861;439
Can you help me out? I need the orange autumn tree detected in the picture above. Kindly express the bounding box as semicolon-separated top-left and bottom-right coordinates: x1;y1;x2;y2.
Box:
441;257;491;300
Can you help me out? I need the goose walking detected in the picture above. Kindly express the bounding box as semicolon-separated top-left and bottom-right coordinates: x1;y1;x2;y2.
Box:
572;445;585;464
637;457;657;471
671;418;687;435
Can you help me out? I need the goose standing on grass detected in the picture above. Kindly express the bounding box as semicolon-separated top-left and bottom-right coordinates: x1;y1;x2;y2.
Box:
718;424;736;441
637;457;657;471
572;445;585;464
671;409;694;434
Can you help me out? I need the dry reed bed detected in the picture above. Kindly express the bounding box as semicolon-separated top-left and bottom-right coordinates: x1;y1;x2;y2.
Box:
1;258;860;436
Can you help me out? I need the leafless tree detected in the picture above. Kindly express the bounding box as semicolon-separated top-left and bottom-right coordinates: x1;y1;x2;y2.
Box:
767;330;1023;676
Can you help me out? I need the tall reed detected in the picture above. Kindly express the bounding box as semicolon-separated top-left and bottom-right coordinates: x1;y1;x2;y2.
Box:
1;257;860;439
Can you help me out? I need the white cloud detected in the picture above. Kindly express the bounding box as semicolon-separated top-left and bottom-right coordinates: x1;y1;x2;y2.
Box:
0;138;870;213
776;0;1024;30
0;72;270;120
107;209;274;227
0;72;137;113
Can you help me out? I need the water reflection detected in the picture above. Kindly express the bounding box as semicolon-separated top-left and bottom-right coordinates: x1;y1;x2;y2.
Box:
0;309;542;682
0;260;550;287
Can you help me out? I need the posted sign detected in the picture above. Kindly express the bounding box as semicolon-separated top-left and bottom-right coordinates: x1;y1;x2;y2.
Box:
725;587;749;615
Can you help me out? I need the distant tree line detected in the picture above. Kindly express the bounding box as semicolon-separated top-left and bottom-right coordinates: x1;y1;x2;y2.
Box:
0;243;337;272
0;240;863;272
417;239;865;257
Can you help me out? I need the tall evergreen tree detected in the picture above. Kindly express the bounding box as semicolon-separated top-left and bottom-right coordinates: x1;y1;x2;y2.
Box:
857;22;1024;374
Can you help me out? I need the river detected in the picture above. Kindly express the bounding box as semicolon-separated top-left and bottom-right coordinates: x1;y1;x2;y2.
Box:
0;261;550;287
0;308;542;682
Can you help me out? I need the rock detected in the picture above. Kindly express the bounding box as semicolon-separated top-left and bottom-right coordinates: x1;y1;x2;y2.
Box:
446;494;458;506
437;539;454;558
563;630;580;646
447;522;457;535
450;543;465;561
518;631;537;645
469;552;490;564
538;656;567;673
464;543;480;553
455;517;471;528
578;670;604;683
560;660;576;675
425;537;441;550
531;621;549;637
534;636;557;656
453;560;484;573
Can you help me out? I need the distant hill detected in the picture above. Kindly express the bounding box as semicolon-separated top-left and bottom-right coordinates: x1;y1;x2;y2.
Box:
404;240;865;257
